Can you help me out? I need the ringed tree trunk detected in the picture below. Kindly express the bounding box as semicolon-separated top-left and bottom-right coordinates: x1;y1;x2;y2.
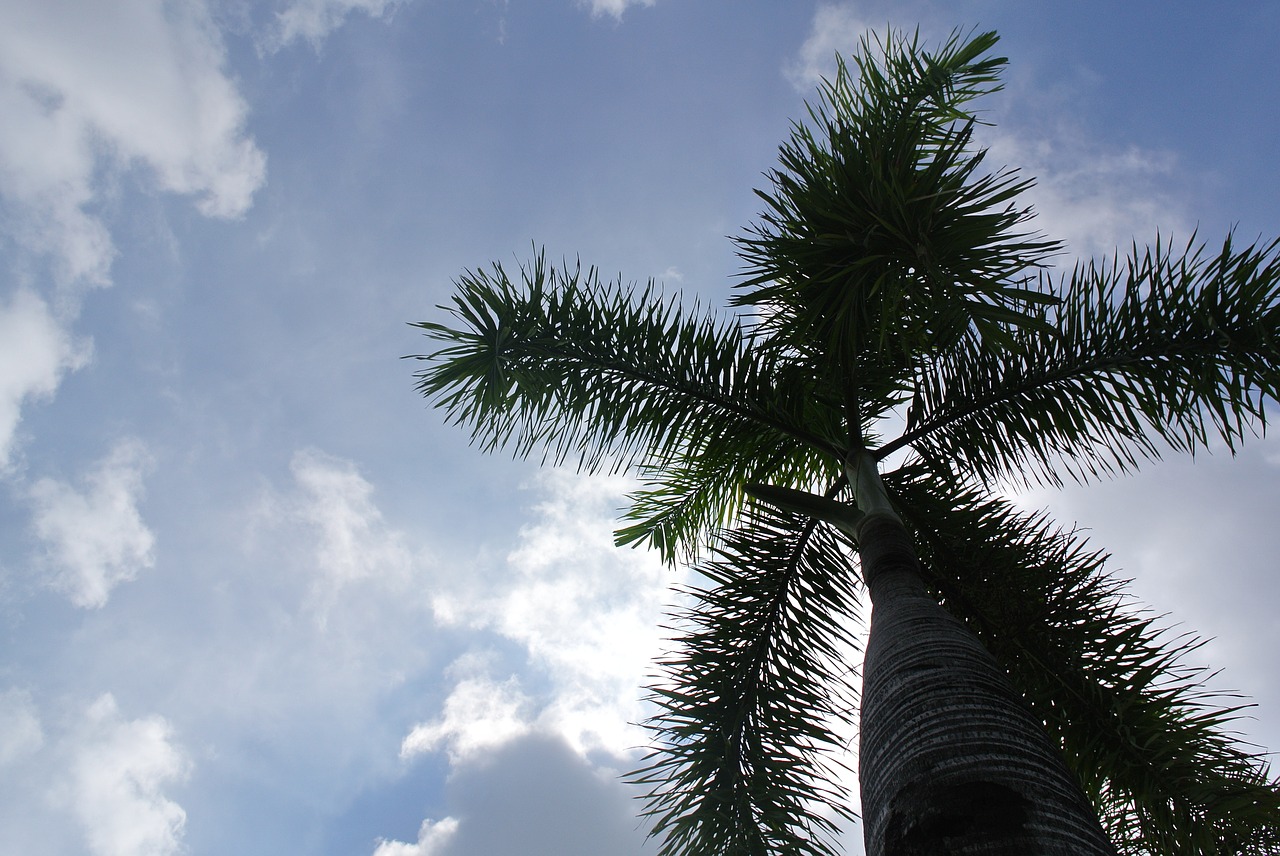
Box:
747;456;1119;853
853;460;1117;856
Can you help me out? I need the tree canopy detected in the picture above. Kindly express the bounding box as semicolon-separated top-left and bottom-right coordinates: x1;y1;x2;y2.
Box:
412;29;1280;855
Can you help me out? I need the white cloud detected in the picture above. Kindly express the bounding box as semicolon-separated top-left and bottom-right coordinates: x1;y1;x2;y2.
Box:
220;447;439;735
0;0;265;286
577;0;656;20
427;470;678;758
0;688;43;765
400;656;533;764
785;3;872;92
0;691;191;856
284;447;419;619
56;694;189;856
30;439;155;608
272;0;406;49
0;289;90;468
985;132;1186;262
373;817;460;856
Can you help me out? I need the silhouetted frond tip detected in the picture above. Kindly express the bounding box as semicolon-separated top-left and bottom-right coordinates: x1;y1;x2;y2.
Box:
632;502;862;856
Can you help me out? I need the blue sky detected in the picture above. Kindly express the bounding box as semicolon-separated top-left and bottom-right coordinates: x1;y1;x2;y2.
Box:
1;2;1278;854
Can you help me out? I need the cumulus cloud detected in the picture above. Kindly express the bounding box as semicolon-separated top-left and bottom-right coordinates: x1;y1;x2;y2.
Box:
428;470;676;757
56;694;189;856
0;289;90;468
400;655;533;764
0;691;191;856
30;439;155;608
373;817;460;856
272;0;407;49
0;0;265;286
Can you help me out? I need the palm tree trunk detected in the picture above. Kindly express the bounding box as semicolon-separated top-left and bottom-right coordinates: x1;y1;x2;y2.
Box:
857;511;1117;856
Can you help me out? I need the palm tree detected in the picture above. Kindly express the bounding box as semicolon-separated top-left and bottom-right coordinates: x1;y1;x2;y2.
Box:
409;29;1280;856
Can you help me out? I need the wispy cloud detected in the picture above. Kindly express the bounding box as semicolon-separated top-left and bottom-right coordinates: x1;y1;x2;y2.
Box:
0;290;91;468
782;5;1190;264
0;688;43;765
272;447;422;622
271;0;408;49
227;447;440;740
29;439;155;609
576;0;657;21
986;132;1185;262
784;2;872;92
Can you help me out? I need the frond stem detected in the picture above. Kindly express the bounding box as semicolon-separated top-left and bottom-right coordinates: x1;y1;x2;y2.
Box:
515;337;847;460
876;342;1220;463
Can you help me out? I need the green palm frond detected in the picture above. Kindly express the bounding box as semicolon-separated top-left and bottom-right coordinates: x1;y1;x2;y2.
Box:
735;28;1060;375
616;347;850;563
616;429;838;566
888;465;1280;854
888;233;1280;486
409;252;845;560
633;501;861;856
412;25;1280;856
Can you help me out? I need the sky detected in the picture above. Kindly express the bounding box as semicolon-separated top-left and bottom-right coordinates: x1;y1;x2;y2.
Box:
0;1;1278;854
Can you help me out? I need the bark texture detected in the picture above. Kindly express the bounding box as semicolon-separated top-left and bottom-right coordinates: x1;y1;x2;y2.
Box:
857;513;1117;856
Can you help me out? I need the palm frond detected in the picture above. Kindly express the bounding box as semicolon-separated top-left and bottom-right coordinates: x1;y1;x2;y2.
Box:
734;28;1060;380
412;25;1280;856
633;502;861;856
887;465;1280;854
615;430;839;566
887;233;1280;486
409;252;845;560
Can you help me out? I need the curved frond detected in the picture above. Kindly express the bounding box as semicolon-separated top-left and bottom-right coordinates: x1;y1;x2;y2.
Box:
633;502;861;856
409;252;844;559
735;28;1060;385
887;465;1280;854
615;429;839;566
413;24;1280;856
888;233;1280;486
